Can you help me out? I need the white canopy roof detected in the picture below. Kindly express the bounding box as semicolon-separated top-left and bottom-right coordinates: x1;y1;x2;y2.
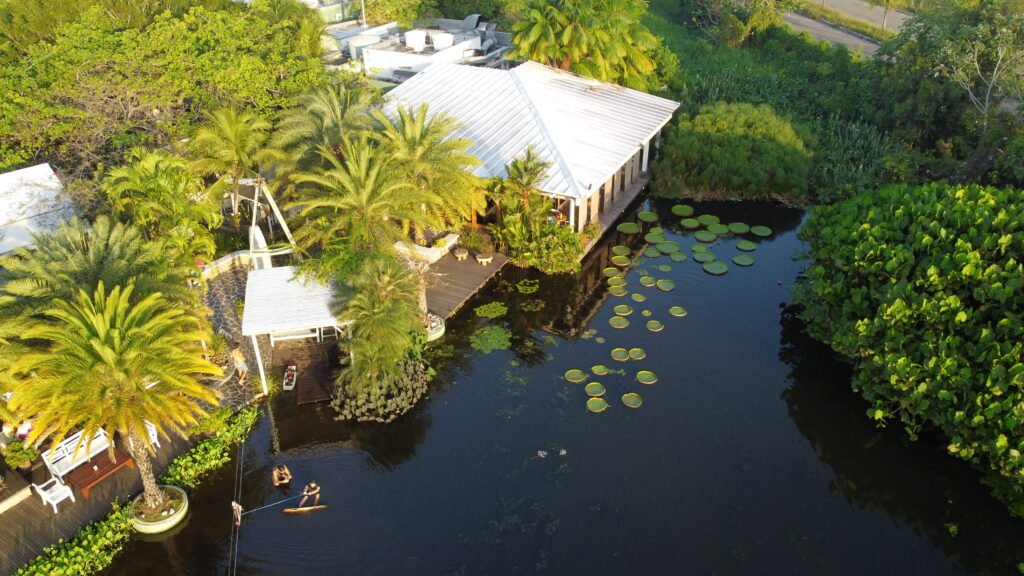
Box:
241;266;347;336
0;163;74;255
384;61;680;199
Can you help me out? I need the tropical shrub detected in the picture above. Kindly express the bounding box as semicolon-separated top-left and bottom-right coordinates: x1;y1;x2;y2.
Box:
652;102;812;202
793;183;1024;515
458;228;494;254
161;407;260;489
2;439;38;469
13;503;133;576
806;115;900;203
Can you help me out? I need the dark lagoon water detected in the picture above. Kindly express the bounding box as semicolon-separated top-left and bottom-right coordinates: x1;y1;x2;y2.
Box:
105;200;1024;575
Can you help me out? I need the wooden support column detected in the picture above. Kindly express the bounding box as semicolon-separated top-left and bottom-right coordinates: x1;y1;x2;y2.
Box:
642;141;650;172
251;334;268;396
568;198;577;231
589;191;600;224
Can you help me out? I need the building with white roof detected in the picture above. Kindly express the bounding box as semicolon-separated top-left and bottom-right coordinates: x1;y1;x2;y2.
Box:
385;61;680;232
0;163;74;255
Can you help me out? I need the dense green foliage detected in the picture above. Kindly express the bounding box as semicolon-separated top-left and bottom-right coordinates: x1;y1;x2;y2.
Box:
161;406;260;488
1;439;38;468
793;183;1024;514
13;503;133;576
653;102;812;201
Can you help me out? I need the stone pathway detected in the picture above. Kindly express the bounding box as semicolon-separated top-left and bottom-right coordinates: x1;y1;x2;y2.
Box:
204;265;259;408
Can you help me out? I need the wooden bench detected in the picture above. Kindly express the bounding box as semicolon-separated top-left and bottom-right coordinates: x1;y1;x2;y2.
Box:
64;448;134;499
42;429;111;481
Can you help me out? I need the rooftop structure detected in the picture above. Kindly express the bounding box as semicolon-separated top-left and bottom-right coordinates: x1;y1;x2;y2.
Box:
0;163;74;255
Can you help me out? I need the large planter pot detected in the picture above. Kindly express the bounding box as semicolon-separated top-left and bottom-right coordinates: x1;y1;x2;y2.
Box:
425;313;445;342
130;485;189;534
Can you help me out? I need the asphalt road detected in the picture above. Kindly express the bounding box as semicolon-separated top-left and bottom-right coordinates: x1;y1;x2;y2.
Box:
782;12;880;56
818;0;911;29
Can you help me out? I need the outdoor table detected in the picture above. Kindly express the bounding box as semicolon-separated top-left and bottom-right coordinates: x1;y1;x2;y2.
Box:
454;248;468;261
65;448;134;499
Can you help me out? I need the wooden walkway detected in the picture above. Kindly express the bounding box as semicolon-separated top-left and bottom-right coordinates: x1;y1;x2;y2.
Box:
0;436;186;575
582;174;650;255
427;252;508;318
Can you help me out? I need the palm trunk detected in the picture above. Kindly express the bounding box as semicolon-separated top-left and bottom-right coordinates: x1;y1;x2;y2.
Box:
128;428;166;511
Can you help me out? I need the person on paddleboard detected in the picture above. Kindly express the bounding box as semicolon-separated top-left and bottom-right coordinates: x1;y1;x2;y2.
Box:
272;464;292;487
299;481;320;507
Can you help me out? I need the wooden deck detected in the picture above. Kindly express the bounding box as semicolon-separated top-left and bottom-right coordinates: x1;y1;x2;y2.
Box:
582;174;650;255
0;436;186;575
427;252;508;318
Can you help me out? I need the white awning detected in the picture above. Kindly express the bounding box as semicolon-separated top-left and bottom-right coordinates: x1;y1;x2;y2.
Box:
0;163;74;255
241;266;348;336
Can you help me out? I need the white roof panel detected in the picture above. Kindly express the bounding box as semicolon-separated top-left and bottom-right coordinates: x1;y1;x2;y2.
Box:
0;163;73;254
241;266;347;336
384;62;679;199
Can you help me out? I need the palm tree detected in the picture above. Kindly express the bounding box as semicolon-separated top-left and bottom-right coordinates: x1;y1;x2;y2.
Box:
10;283;220;512
501;147;551;209
104;148;223;264
288;135;441;254
191;108;278;216
273;83;378;175
372;105;484;234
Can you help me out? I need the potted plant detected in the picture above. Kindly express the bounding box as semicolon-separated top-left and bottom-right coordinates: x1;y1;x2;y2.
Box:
3;440;39;470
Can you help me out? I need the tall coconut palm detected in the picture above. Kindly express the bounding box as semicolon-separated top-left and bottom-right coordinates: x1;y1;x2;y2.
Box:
288;135;441;254
273;83;378;175
191;108;278;216
372;105;484;233
104;148;223;264
501;147;551;209
10;283;220;511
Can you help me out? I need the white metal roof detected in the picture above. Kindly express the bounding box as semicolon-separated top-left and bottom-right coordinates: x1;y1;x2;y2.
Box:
0;163;73;254
241;266;348;336
384;61;680;199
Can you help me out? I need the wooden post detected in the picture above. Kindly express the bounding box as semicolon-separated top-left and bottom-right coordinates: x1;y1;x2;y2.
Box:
251;334;268;396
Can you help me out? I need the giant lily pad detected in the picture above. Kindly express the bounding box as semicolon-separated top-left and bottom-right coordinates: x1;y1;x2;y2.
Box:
656;279;675;292
637;370;658;385
617;222;641;234
707;223;729;236
691;244;708;253
602;267;621;277
693;252;716;263
637;211;659;223
611;245;631;256
631;293;646;303
639;276;657;288
609;286;628;297
564;369;587;383
732;255;754;267
669;305;688;317
750;225;772;237
611;348;630;362
736;240;758;252
609;316;629;329
656;242;680;254
645;232;665;244
585;382;607;397
643;247;662;258
647;320;665;332
703;261;729;275
728;222;750;234
658;264;672;272
607;276;626;287
614;304;633;316
628;347;646;360
592;365;609;376
587;397;609;413
650;226;664;234
611;255;631;267
622;392;643;408
671;204;694;217
680;218;700;229
694;230;717;243
697;214;720;226
669;252;687;263
641;309;652;317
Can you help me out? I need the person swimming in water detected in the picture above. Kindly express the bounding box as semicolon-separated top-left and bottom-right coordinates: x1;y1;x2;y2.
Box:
272;464;292;487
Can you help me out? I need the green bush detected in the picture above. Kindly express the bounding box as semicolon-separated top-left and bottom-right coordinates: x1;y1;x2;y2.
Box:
161;406;259;489
652;102;812;202
793;182;1024;514
2;439;38;468
14;504;133;576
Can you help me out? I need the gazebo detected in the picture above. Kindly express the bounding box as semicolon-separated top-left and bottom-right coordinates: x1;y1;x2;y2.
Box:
241;266;351;394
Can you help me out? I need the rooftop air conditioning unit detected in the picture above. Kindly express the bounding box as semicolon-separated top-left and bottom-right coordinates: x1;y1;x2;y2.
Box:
432;31;454;50
405;29;427;52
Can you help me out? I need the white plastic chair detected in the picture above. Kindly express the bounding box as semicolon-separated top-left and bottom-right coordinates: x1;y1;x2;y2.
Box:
32;478;75;513
145;421;161;448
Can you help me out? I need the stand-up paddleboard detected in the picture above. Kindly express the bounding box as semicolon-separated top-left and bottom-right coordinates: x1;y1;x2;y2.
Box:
283;504;327;514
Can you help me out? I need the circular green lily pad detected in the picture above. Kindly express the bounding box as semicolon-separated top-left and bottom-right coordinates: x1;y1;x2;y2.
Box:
639;276;657;288
637;370;658;385
707;223;729;235
637;269;649;276
656;242;680;254
669;305;688;317
587;397;609;413
736;240;758;252
650;226;664;234
628;347;646;360
609;316;629;329
607;276;627;287
671;204;694;217
656;279;675;292
565;369;587;383
728;222;750;234
697;214;720;226
692;244;708;253
609;286;628;297
643;246;661;258
611;255;631;267
611;245;631;256
680;218;701;229
693;251;716;263
732;255;754;267
622;392;643;408
645;232;665;244
641;309;652;317
658;264;672;272
602;267;621;277
592;365;609;376
647;320;665;332
669;252;687;263
694;230;717;243
617;222;641;234
703;261;729;275
611;348;630;362
631;293;646;302
637;211;658;223
585;382;607;397
614;304;633;316
750;225;772;237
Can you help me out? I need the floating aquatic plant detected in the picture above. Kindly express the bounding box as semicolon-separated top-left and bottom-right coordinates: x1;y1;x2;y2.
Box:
691;244;708;253
658;264;672;272
656;242;680;254
611;255;631;267
645;232;665;244
587;397;609;413
611;348;629;362
592;365;609;376
470;325;512;354
475;301;508;319
697;214;720;226
680;218;701;229
736;240;757;252
639;276;657;288
609;286;628;297
636;370;658;385
631;293;646;302
607;276;626;287
637;211;658;223
641;309;652;317
602;267;621;277
585;382;607;397
564;369;587;383
656;279;675;292
707;223;729;236
669;252;687;262
613;304;633;316
750;225;772;237
728;222;750;234
646;320;664;332
617;222;640;234
732;255;754;267
671;204;694;217
611;245;631;256
643;246;661;258
515;279;540;294
609;316;629;329
669;305;688;317
628;347;646;360
694;230;717;243
702;261;729;275
622;392;643;408
693;252;716;263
